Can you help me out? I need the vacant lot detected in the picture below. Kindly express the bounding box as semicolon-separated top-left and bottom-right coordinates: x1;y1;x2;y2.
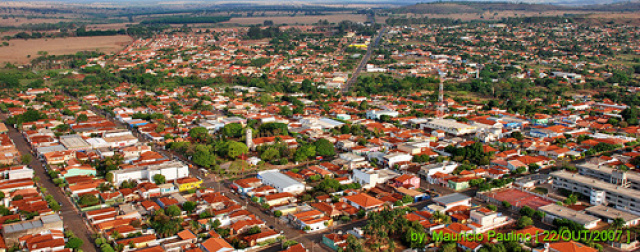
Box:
0;35;132;64
223;14;366;25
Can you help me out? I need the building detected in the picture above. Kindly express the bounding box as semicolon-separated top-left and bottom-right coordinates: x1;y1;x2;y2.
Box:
551;170;640;215
577;162;640;190
174;177;202;192
2;214;64;245
432;193;471;211
538;204;600;229
420;119;477;136
585;205;640;227
467;208;513;233
418;161;459;184
391;174;420;189
547;241;598;252
352;168;399;189
232;178;263;194
59;134;91;151
382;152;413;168
257;170;305;195
365;110;399;120
110;161;189;185
200;238;234;252
344;193;384;211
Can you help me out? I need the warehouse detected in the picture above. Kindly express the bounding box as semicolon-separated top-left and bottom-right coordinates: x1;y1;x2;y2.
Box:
257;170;305;195
420;119;477;136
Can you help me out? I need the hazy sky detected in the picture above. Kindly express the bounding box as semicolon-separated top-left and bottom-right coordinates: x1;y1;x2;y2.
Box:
4;0;626;5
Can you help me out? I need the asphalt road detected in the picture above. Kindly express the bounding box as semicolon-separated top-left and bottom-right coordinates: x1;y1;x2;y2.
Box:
1;115;97;252
341;26;387;93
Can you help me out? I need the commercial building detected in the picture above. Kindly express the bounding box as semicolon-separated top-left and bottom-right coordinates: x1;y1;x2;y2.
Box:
432;193;471;211
585;205;640;227
2;213;64;245
551;170;640;215
577;162;640;190
365;110;399;120
111;161;189;185
257;170;305;195
59;134;92;151
420;119;477;136
538;204;600;229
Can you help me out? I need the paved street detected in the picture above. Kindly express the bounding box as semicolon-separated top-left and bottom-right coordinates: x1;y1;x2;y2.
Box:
341;26;387;93
1;115;97;252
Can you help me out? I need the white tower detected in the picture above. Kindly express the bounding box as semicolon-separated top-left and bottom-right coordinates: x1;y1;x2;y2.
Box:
246;128;253;150
437;80;445;118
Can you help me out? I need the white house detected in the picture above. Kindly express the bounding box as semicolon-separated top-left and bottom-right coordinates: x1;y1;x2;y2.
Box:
365;110;399;120
418;161;459;184
111;161;189;185
352;168;399;189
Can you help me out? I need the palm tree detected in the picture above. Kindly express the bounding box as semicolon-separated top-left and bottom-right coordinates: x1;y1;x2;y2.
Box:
612;218;625;231
110;230;121;241
190;220;202;234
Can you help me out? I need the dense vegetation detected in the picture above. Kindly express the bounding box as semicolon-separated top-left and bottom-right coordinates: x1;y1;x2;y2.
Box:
140;16;231;25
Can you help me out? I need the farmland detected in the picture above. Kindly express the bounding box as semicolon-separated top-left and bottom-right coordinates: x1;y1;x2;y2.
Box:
0;35;132;64
223;13;367;25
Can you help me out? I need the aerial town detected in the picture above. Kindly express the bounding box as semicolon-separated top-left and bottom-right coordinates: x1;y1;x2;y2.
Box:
0;1;639;252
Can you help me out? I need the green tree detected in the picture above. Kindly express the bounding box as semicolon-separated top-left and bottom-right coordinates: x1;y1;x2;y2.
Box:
21;154;33;165
611;217;625;230
165;205;181;216
223;123;243;138
153;174;166;185
66;237;84;250
193;151;215;168
182;201;197;213
78;194;99;206
260;147;280;162
189;127;209;142
226;141;248;159
345;235;363;252
314;138;335;157
294;144;316;162
77;114;88;122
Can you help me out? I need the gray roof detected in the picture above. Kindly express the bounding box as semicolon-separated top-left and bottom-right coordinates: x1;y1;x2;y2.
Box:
36;145;67;154
539;204;600;226
60;134;91;149
111;160;184;174
3;213;61;234
319;118;345;127
585;205;640;222
40;213;62;224
433;193;471;206
258;170;303;189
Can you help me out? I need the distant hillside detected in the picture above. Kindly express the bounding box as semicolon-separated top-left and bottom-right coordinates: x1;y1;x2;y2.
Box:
390;1;640;14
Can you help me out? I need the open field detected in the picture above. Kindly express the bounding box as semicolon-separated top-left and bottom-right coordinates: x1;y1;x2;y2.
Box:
0;17;69;26
0;35;132;64
222;13;366;25
85;23;134;30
